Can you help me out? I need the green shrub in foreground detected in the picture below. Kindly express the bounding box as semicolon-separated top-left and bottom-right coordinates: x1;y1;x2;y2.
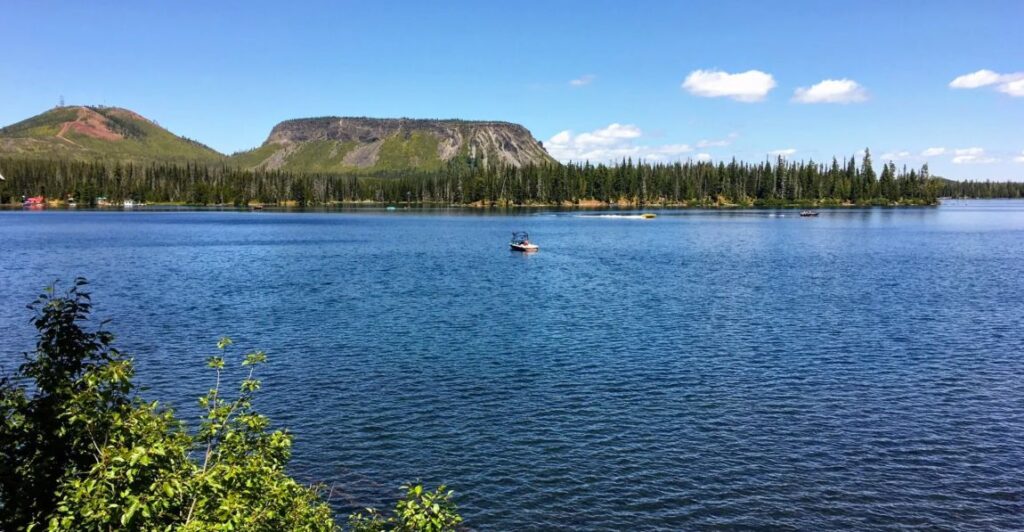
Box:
0;279;462;531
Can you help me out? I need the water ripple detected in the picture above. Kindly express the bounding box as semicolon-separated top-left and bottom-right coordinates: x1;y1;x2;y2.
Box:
1;203;1023;530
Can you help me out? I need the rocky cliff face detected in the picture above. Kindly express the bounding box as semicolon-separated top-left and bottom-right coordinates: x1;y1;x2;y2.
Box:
233;117;554;172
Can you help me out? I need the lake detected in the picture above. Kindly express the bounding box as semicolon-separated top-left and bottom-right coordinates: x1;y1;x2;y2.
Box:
1;201;1022;530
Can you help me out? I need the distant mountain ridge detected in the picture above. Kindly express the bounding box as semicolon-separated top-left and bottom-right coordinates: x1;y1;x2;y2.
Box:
0;106;224;164
230;116;555;172
0;107;555;172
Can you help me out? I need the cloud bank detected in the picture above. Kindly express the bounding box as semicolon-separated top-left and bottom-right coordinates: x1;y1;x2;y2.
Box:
952;147;998;164
860;146;1010;166
546;123;695;162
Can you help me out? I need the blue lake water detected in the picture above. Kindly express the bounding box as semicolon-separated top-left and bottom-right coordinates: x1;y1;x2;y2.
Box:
1;202;1023;530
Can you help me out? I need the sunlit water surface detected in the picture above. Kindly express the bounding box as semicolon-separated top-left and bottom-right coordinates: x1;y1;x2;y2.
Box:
1;201;1022;530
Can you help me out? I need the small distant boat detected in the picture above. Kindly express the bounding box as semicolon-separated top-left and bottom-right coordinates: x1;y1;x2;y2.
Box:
641;213;656;219
123;199;137;208
23;196;44;209
510;231;539;252
386;205;397;211
799;210;819;217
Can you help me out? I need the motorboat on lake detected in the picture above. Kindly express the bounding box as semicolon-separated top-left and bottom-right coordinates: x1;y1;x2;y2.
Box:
510;231;539;252
800;210;820;217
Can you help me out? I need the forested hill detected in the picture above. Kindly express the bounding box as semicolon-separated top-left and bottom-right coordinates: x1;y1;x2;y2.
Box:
0;106;224;165
229;117;556;173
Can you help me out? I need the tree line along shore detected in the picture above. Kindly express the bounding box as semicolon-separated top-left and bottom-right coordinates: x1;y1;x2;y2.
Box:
2;150;1022;208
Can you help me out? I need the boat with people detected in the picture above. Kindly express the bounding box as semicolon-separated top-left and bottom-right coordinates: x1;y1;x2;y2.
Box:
799;210;819;217
510;231;539;252
23;196;44;209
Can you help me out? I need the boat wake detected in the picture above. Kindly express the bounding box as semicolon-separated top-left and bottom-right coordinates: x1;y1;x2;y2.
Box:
577;214;651;220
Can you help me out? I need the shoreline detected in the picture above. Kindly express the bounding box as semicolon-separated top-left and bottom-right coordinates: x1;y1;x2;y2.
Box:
1;198;947;210
0;202;953;212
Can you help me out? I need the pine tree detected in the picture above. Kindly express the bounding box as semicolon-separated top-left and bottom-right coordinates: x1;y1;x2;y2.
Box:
860;148;876;199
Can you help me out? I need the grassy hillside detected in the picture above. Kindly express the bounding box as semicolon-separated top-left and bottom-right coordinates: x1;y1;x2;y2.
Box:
376;132;442;171
0;106;225;164
229;134;444;174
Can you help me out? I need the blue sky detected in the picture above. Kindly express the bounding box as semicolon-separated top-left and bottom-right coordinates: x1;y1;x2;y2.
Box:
2;0;1022;179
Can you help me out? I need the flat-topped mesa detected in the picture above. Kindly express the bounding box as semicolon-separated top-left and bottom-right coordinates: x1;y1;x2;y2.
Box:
237;116;554;172
267;117;535;144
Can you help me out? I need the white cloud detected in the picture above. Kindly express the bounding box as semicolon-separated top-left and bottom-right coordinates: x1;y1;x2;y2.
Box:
769;148;797;157
1014;150;1024;163
649;144;694;156
696;153;713;162
682;69;776;102
545;123;695;163
549;130;571;145
949;69;1004;89
573;123;642;148
950;69;1024;96
955;147;984;156
921;147;946;157
880;150;911;161
569;74;596;87
793;78;868;104
997;78;1024;97
696;132;739;148
952;147;998;164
